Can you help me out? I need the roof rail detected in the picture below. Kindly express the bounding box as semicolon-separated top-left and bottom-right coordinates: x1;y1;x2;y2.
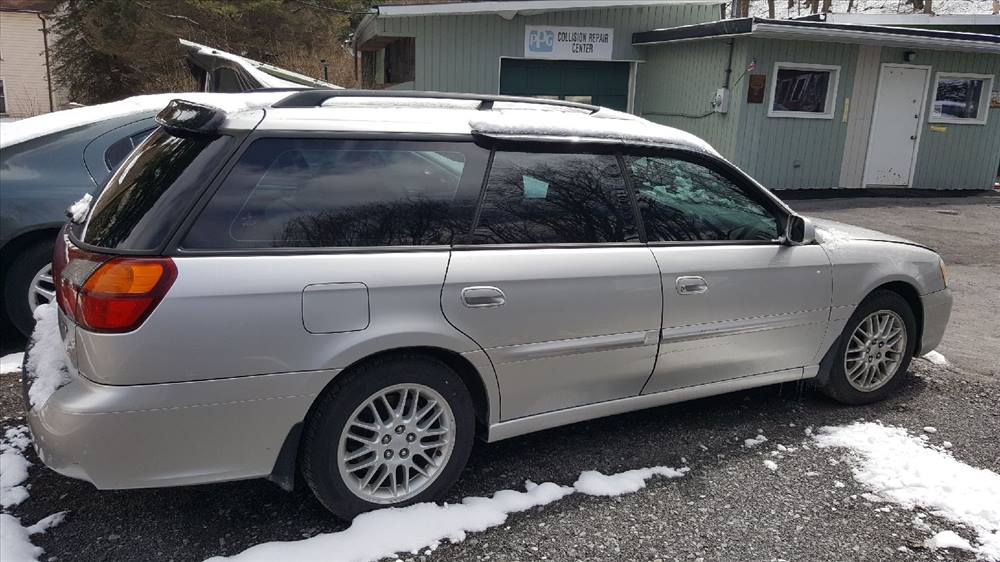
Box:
271;89;602;113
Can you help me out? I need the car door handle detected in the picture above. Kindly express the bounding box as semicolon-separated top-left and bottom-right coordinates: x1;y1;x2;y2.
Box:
461;286;506;308
676;276;709;295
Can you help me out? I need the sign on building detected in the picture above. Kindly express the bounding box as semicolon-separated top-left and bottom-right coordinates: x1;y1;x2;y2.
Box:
524;25;614;60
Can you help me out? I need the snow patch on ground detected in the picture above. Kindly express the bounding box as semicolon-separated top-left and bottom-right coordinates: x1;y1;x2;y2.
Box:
744;433;768;448
24;304;74;408
814;422;1000;560
209;464;689;562
921;350;949;366
0;512;66;562
0;353;23;375
925;530;974;552
763;459;778;471
573;466;688;497
68;193;93;223
1;427;31;509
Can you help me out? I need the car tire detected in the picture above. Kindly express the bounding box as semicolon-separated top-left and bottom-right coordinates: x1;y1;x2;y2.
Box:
818;290;918;405
301;353;475;520
3;239;56;338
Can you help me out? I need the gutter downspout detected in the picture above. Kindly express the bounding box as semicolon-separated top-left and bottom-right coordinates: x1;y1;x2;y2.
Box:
37;12;54;112
723;38;735;88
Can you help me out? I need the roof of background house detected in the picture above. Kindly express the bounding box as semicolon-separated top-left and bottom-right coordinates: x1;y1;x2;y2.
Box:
633;17;1000;53
0;0;60;13
374;0;722;17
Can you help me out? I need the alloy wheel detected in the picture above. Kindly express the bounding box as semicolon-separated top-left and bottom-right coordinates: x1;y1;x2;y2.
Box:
844;310;907;392
28;262;55;313
337;383;456;504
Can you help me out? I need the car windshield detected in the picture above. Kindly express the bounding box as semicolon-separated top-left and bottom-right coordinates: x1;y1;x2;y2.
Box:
82;128;233;251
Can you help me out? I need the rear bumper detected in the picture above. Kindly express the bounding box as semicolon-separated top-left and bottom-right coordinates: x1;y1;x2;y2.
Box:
24;355;337;489
919;288;952;356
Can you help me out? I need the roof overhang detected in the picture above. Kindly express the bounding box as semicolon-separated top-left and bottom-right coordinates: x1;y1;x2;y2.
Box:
376;0;723;18
795;12;1000;27
633;17;1000;54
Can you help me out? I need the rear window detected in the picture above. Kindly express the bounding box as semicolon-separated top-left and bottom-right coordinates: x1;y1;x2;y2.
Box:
181;138;488;249
83;129;234;250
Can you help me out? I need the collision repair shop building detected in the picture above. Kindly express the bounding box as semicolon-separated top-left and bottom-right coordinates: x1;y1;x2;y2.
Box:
355;0;1000;190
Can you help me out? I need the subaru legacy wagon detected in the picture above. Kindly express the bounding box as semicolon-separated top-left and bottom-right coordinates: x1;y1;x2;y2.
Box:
23;91;952;519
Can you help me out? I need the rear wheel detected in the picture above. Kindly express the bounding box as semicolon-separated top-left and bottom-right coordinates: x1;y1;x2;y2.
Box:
818;290;917;405
3;239;56;338
302;354;475;519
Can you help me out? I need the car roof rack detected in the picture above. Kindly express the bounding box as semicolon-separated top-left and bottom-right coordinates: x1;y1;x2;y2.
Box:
271;89;602;113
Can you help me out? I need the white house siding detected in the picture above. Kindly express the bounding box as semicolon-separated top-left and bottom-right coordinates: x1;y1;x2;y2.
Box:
0;10;55;117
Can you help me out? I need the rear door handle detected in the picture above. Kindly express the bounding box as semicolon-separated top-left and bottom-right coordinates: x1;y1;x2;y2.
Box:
461;286;506;308
676;276;709;295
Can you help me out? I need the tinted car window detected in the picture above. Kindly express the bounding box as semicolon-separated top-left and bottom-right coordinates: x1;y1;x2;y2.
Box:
83;129;234;250
625;156;778;242
103;128;155;170
472;151;637;244
182;139;488;249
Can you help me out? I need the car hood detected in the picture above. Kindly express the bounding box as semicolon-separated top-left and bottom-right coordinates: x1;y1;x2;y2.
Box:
810;218;926;248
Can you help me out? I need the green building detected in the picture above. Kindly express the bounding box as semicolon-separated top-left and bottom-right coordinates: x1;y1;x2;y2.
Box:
355;1;1000;190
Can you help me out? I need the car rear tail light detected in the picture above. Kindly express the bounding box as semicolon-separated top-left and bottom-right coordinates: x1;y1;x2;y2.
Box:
54;231;177;332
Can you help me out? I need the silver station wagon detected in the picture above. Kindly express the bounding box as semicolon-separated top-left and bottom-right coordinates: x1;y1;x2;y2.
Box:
24;91;952;519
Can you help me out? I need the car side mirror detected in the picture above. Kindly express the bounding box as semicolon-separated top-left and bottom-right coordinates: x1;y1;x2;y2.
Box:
785;214;815;246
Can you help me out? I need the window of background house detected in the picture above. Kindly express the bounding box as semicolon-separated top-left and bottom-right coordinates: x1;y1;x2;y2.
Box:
182;139;488;249
625;156;779;242
472;151;637;245
0;79;6;114
930;73;993;125
768;62;840;119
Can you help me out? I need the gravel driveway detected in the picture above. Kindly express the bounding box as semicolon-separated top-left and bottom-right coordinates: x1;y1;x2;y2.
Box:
1;194;997;562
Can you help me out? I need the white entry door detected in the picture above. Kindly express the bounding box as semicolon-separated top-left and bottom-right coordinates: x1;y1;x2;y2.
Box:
863;64;930;187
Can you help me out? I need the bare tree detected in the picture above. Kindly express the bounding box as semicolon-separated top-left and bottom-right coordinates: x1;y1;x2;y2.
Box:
767;0;776;17
731;0;751;17
923;0;933;13
822;0;832;12
847;0;855;11
994;0;999;14
810;0;820;14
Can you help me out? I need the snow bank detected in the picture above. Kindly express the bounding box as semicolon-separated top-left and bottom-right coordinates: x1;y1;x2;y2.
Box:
921;350;949;366
573;466;688;497
0;353;23;375
744;433;768;448
763;459;778;471
24;304;74;408
814;422;1000;560
1;427;31;509
470;109;720;156
209;463;690;562
0;91;289;149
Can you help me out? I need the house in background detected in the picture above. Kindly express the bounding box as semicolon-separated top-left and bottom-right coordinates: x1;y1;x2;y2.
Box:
356;0;1000;190
0;0;63;118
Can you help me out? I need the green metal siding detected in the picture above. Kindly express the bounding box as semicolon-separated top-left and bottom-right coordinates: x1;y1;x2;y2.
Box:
372;4;723;94
634;38;741;159
729;38;858;190
879;47;1000;190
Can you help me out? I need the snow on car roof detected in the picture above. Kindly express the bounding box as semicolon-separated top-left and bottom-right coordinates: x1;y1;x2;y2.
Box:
257;96;720;155
0;91;289;149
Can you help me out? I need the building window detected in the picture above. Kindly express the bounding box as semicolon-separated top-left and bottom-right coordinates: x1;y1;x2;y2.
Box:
0;79;6;114
768;62;840;119
929;73;993;125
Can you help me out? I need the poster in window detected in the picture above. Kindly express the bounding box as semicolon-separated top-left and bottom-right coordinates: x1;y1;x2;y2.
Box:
747;74;766;104
991;87;1000;109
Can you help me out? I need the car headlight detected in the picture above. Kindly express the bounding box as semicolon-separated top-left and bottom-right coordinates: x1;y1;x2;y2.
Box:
939;258;948;289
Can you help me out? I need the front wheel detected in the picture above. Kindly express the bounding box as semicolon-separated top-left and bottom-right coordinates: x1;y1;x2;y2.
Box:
301;354;475;519
818;290;917;405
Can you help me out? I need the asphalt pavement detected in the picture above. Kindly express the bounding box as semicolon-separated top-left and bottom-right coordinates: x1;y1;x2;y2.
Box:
1;193;997;562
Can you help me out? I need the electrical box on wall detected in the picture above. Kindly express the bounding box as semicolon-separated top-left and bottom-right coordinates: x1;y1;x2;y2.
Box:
712;87;730;113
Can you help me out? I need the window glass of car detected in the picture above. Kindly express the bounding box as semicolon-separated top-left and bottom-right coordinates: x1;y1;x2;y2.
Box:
103;128;155;170
624;155;779;242
472;151;638;244
84;129;235;250
182;138;488;249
